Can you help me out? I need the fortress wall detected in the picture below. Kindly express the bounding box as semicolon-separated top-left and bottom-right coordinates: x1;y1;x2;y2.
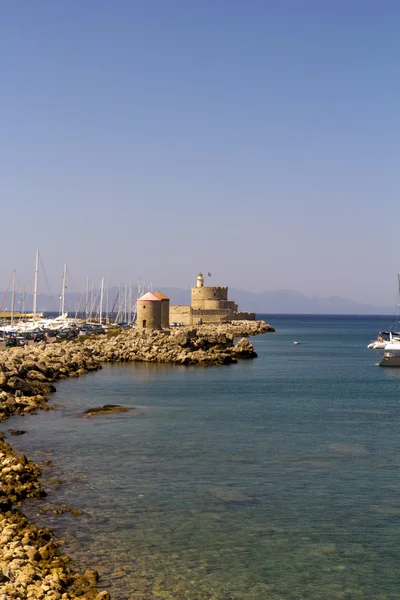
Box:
191;309;232;324
194;300;238;311
194;299;227;310
219;300;238;311
169;305;193;325
191;286;228;309
169;305;256;326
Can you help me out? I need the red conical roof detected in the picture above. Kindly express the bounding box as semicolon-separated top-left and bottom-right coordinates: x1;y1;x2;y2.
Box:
154;291;169;300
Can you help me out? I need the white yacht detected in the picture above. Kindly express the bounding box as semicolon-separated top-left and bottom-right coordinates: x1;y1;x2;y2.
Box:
368;330;400;349
368;275;400;352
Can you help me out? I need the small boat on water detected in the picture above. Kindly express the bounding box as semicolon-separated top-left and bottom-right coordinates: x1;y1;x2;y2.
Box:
293;341;301;345
369;275;400;364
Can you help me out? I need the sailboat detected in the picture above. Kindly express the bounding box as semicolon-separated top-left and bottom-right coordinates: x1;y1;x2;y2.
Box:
0;253;76;335
367;275;400;349
369;275;400;366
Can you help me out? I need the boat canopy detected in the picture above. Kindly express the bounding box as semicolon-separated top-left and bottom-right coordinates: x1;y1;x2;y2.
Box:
379;331;400;336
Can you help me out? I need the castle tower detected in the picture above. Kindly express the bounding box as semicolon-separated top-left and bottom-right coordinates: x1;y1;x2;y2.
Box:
196;272;204;288
191;280;237;311
136;292;162;330
154;291;170;328
169;273;255;325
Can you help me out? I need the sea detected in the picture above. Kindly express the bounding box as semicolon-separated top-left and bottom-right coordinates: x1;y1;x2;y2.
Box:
2;314;400;600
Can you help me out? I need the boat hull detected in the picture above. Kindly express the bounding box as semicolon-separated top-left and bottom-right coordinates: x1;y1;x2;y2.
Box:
379;353;400;367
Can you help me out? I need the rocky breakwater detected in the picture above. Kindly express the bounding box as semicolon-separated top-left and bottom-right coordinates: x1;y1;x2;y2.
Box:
195;319;275;337
81;324;266;366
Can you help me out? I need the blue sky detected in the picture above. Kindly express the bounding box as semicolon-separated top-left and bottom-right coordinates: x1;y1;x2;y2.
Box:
1;1;399;305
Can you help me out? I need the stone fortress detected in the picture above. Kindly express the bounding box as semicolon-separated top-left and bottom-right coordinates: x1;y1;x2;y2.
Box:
136;273;255;329
170;272;255;326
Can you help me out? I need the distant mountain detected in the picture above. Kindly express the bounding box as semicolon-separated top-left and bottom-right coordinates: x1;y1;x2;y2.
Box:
159;288;392;315
160;287;391;315
227;289;391;315
0;287;392;315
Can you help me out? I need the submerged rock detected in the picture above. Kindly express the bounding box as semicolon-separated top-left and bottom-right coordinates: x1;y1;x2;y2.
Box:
82;404;132;417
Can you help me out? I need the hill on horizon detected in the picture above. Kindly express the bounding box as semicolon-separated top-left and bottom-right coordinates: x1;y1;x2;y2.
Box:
0;287;393;316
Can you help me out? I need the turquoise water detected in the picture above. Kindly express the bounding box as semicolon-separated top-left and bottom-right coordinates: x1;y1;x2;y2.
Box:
3;315;400;600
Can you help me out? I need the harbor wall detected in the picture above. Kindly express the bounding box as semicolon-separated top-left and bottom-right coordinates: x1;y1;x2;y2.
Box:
169;305;192;325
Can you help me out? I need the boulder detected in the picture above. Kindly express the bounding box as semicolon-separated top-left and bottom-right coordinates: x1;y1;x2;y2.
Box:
0;371;7;389
172;331;189;347
231;338;257;359
25;370;49;382
6;377;36;396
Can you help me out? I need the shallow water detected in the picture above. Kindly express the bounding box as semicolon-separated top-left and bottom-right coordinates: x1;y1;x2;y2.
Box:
3;315;400;600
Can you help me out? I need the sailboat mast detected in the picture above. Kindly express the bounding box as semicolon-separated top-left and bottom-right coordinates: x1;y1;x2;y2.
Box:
117;284;122;323
128;278;132;324
88;283;94;321
99;277;104;325
124;285;127;323
11;270;16;327
85;276;89;321
33;249;39;321
21;283;25;316
105;278;109;324
60;263;67;316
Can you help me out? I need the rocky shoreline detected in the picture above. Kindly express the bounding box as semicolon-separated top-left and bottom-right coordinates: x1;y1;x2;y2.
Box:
81;320;272;367
0;320;273;599
0;435;110;600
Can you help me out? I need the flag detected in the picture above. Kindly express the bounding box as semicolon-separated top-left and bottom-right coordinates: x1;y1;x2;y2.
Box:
208;272;211;277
